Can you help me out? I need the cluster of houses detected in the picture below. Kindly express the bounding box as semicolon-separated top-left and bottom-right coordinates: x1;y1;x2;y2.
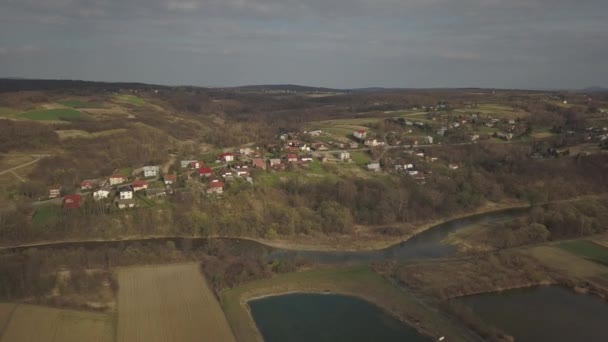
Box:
48;165;175;210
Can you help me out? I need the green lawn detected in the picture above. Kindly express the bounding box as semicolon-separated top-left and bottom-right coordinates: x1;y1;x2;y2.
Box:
118;167;133;177
221;265;471;342
58;100;106;109
558;240;608;266
21;108;89;121
32;205;60;227
453;103;527;119
114;94;147;106
350;151;371;166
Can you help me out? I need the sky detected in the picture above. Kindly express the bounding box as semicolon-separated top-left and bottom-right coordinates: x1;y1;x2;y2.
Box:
0;0;607;89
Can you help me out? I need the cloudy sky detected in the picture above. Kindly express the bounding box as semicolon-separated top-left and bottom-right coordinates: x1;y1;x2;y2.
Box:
0;0;606;89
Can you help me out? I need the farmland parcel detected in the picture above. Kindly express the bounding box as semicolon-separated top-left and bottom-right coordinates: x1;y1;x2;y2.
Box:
117;263;235;342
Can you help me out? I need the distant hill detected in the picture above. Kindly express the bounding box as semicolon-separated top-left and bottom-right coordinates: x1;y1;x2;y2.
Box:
581;86;608;94
229;84;346;93
0;78;169;93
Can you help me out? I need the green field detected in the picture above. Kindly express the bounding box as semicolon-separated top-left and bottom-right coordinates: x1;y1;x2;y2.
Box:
221;265;472;342
454;103;527;119
0;107;20;117
58;100;106;108
558;240;608;266
21;108;89;121
32;205;61;227
114;94;147;106
350;151;371;166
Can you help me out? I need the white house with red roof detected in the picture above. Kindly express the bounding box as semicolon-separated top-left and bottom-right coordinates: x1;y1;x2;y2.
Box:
354;129;367;140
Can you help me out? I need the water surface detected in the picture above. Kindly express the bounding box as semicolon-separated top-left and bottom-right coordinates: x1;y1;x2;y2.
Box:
457;286;608;342
249;293;430;342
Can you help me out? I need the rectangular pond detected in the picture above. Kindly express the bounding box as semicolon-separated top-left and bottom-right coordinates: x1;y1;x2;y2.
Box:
249;293;430;342
456;286;608;342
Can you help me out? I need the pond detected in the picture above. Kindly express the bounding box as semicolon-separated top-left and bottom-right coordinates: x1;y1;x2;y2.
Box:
456;286;608;342
249;293;430;342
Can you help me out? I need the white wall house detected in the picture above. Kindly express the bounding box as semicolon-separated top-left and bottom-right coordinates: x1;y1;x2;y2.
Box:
119;188;133;200
339;152;351;161
93;189;110;200
143;166;160;177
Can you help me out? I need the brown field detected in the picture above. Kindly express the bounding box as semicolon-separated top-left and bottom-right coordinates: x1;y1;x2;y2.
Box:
117;263;235;342
0;304;113;342
523;246;608;278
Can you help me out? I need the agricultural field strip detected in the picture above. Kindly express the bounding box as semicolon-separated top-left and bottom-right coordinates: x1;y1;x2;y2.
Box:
117;263;235;342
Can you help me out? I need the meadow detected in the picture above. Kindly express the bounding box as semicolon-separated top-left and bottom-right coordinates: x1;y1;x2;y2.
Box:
114;94;147;106
20;108;89;121
558;240;608;266
59;100;106;108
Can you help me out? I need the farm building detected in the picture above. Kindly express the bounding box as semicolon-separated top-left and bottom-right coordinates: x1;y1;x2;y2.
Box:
117;199;136;209
367;162;381;172
163;174;177;185
301;155;314;162
80;180;97;190
207;180;225;194
132;180;148;191
269;158;282;167
197;166;213;177
143;166;160;177
424;136;434;144
252;158;267;170
217;153;235;163
109;175;126;185
63;194;82;209
180;160;198;168
119;186;133;200
339;151;351;161
93;189;110;200
354;129;367;140
49;185;62;198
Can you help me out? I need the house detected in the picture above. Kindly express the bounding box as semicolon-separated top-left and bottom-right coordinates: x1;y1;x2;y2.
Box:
207;180;224;194
311;143;328;151
188;161;201;169
142;166;160;178
415;151;425;157
354;129;367;140
496;132;514;141
163;174;177;185
63;194;82;209
364;139;379;147
49;185;62;198
269;158;282;167
286;154;298;163
437;127;447;136
448;163;460;170
407;170;419;176
307;130;323;136
220;169;234;179
367;162;381;172
233;165;250;177
239;148;254;156
424;136;433;144
117;199;136;209
180;160;198;168
300;155;314;162
109;175;126;186
132;180;148;191
252;158;267;170
93;189;110;200
197;166;213;177
339;151;351;161
217;152;235;163
470;134;480;141
80;180;96;190
119;186;133;200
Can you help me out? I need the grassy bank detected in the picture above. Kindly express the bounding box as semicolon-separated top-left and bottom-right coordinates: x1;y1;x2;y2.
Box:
221;265;474;342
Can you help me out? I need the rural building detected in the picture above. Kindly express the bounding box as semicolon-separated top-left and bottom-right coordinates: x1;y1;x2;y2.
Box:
449;163;460;170
339;151;351;161
311;143;328;151
109;175;126;185
49;185;62;198
269;158;282;167
367;162;381;172
354;129;367;140
93;189;110;200
221;169;234;179
132;180;148;191
197;166;213;177
180;160;198;168
80;180;96;190
307;130;323;136
301;155;313;162
119;187;133;200
143;166;160;177
188;161;201;169
207;180;224;194
217;153;235;163
239;147;254;156
286;154;298;163
349;142;358;149
163;174;177;185
364;139;384;147
146;188;166;198
62;194;82;209
252;158;267;170
117;199;136;209
424;136;434;144
496;132;514;141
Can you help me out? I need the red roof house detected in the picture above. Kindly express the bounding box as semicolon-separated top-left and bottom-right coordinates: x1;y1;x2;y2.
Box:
63;194;82;209
132;180;148;191
80;180;96;190
163;174;177;185
217;153;235;162
197;166;213;177
286;154;298;163
207;180;225;194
